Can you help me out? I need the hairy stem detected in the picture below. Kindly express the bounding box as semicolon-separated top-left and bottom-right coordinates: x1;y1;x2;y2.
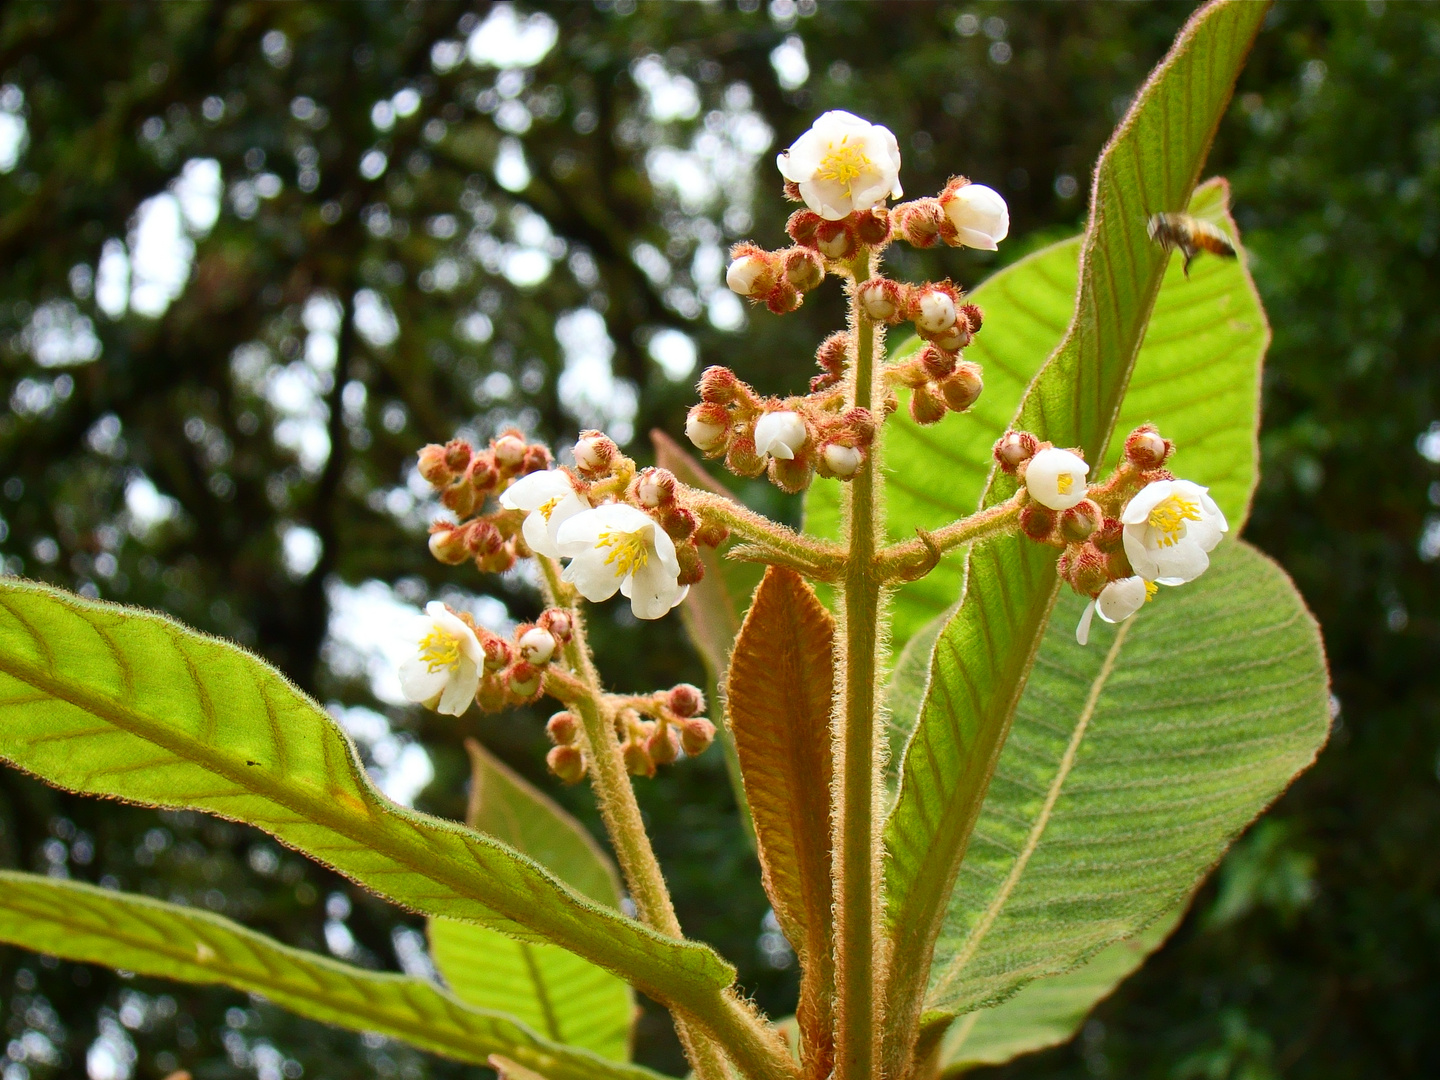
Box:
687;488;846;580
876;496;1024;584
834;250;884;1080
537;558;794;1080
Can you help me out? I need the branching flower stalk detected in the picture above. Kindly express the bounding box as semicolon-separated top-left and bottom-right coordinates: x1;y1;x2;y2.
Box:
406;109;1230;1080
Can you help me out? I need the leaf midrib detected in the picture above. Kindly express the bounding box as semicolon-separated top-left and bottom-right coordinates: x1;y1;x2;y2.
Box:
927;619;1133;1007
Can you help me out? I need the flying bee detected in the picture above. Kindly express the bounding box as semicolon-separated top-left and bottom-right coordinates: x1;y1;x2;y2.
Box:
1147;212;1237;276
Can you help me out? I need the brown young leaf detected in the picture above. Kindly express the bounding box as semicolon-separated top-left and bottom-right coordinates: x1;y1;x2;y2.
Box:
727;566;836;1079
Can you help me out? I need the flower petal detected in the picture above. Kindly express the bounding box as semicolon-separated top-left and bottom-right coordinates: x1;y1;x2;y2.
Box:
1151;538;1210;584
436;657;479;716
1120;479;1175;525
1076;599;1096;646
1123;527;1161;581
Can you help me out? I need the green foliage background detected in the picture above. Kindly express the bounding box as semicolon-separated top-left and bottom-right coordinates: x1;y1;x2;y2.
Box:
0;2;1434;1078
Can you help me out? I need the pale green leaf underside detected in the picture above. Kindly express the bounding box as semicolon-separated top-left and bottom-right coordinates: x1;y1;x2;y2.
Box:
0;581;734;1011
429;920;633;1062
940;904;1185;1075
805;180;1266;654
882;2;1271;1058
0;872;661;1080
430;744;632;1061
925;542;1329;1017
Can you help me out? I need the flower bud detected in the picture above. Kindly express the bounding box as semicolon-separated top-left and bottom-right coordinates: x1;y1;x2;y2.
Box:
1091;518;1124;554
893;199;944;248
686;403;729;453
855;207;891;246
547;744;586;784
1020;503;1057;541
822;443;863;479
844;407;878;444
919;344;958;380
915;289;958;335
475;542;518;575
428;522;473;565
1123;424;1172;470
726;431;766;477
816;331;850;375
695;520;729;548
676;540;705;586
546;711;579;745
506;661;542;701
994;431;1039;473
754;410;808;461
1024;447;1090;511
858;278;903;323
623;738;655;778
476;673;508;712
629;468;672;509
646;725;680;766
765;279;802;314
680;717;717;757
931;323;972;353
726;253;776;297
470;519;505;558
1063;544;1110;597
769;454;814;494
786;209;822;248
815;219;856;260
418;443;456;486
698;365;741;404
960;303;984;334
517;627;557;665
940;364;984;412
784;248;824;292
909;384;947;426
940;180;1010;251
520;444;553;473
537;609;573;643
466;456;500;495
662;505;697;542
572;431;618;478
481;635;513;672
493;433;527;469
1059;499;1103;543
440;481;478;518
668;683;705;718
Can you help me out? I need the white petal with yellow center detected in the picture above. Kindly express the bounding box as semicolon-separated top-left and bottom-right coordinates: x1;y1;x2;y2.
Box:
398;602;484;715
776;111;902;220
1024;447;1090;511
500;468;588;558
1121;479;1228;585
556;503;686;620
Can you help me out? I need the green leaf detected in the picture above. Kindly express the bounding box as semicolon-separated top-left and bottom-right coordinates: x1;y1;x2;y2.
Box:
805;179;1266;655
430;741;633;1061
923;542;1328;1020
0;580;736;1018
0;872;664;1080
880;2;1269;1068
937;904;1186;1075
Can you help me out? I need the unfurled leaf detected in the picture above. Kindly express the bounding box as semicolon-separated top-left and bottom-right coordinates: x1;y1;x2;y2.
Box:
937;904;1186;1075
0;580;735;1017
0;872;664;1080
918;544;1328;1019
429;741;633;1060
881;3;1270;1070
727;566;836;1077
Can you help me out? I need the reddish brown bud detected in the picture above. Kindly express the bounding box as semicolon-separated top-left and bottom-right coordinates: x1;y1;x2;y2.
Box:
726;432;766;478
919;344;959;380
481;634;512;672
520;444;552;474
845;407;878;444
573;430;618;478
1124;424;1173;470
473;535;515;573
784;247;824;292
668;683;705;718
686;402;730;454
765;280;802;314
769;454;814;494
1020;504;1058;541
680;717;716;757
475;673;508;712
547;744;587;784
418;444;455;486
675;541;705;586
909;384;947;426
662;506;698;543
786;209;822;247
815;219;857;261
857;278;905;323
894;199;944;248
537;608;574;644
623;738;655;778
940;364;984;413
440;481;478;518
782;179;804;204
816;332;851;375
646;725;680;766
546;711;579;746
1059;499;1103;543
466;455;500;495
634;467;677;508
994;431;1040;473
855;207;891;246
1091;518;1124;553
698;365;740;404
1104;547;1134;581
427;521;474;565
960;303;984;334
492;433;527;469
695;520;729;548
1065;544;1110;596
506;661;543;702
470;520;505;558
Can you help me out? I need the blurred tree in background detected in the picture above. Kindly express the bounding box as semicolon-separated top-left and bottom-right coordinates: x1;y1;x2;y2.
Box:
0;2;1435;1078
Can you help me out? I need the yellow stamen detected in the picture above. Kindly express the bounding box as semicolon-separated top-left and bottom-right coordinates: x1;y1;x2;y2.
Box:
537;496;562;521
1144;580;1159;602
1147;493;1201;547
817;136;872;195
419;627;462;673
597;528;649;577
1056;472;1074;495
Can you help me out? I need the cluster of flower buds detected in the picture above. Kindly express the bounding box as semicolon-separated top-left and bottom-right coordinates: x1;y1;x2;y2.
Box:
420;431;554;574
686;361;877;493
998;424;1229;643
726;241;829;314
399;603;574;717
864;278;986;425
891;176;1011;252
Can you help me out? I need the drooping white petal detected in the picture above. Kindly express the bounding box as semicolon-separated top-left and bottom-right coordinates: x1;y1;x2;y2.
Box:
1076;599;1097;646
1096;576;1149;624
436;657;480;716
398;655;448;705
754;410;807;461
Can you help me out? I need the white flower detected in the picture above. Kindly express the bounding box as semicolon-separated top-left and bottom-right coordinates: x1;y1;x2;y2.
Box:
753;410;808;461
942;183;1010;250
1024;447;1089;511
1075;576;1154;645
685;408;727;452
399;602;484;715
556;503;688;620
726;255;770;297
1121;479;1228;585
915;290;958;334
499;469;588;559
823;443;862;478
776;111;903;221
